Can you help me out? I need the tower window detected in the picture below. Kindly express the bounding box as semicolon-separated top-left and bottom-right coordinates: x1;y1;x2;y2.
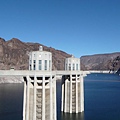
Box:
39;60;42;70
49;60;51;70
30;64;31;70
33;60;36;70
73;63;75;70
76;64;78;70
69;64;71;70
34;60;36;63
45;60;47;70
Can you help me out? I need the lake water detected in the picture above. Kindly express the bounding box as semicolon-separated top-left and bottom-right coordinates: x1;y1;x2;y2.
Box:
0;73;120;120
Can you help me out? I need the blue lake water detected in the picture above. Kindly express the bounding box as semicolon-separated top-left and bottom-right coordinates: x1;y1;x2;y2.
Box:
84;73;120;120
0;73;120;120
0;83;23;120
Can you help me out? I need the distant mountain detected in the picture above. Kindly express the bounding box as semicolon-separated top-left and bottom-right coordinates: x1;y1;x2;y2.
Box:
0;37;120;71
81;53;120;71
0;37;71;70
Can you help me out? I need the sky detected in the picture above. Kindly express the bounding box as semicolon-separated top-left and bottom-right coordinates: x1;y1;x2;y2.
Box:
0;0;120;57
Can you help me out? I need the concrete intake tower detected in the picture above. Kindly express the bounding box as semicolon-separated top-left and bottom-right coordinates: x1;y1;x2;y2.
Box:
23;46;56;120
22;46;84;120
61;56;84;113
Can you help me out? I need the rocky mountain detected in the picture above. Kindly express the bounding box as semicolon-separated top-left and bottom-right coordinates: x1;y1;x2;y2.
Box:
0;37;120;71
0;37;71;70
81;53;120;71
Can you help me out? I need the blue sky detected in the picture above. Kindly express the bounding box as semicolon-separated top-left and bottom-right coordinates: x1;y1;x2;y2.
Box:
0;0;120;57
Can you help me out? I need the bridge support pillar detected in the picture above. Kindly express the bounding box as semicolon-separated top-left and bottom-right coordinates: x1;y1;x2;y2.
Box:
23;73;56;120
61;73;84;113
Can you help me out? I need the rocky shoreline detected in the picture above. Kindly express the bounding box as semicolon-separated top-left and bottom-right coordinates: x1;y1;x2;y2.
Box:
0;76;23;83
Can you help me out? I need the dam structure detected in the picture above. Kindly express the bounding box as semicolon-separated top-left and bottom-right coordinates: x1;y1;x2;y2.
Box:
23;46;56;120
61;56;84;113
0;46;86;120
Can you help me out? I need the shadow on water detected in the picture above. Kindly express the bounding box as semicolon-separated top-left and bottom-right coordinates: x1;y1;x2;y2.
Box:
61;112;84;120
56;79;84;120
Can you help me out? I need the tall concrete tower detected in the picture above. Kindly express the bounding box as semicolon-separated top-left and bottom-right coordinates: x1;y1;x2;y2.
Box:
29;46;52;71
65;55;80;71
23;46;56;120
61;56;84;113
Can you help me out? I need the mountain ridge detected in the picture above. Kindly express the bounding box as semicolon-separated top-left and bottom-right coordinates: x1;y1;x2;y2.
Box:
0;37;120;71
81;53;120;71
0;37;71;70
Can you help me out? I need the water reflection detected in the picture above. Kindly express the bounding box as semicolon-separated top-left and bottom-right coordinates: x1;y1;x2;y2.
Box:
61;112;84;120
0;83;23;120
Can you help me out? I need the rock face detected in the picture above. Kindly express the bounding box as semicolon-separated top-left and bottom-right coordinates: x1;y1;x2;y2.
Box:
0;37;120;71
0;37;71;70
111;56;120;72
81;53;120;71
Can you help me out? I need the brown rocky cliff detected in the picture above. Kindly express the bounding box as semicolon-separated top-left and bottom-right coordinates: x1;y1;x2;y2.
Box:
109;56;120;72
1;37;120;71
0;38;71;70
81;53;120;71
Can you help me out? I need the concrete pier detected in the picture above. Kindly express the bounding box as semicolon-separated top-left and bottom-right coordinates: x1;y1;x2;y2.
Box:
23;72;56;120
61;73;84;113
